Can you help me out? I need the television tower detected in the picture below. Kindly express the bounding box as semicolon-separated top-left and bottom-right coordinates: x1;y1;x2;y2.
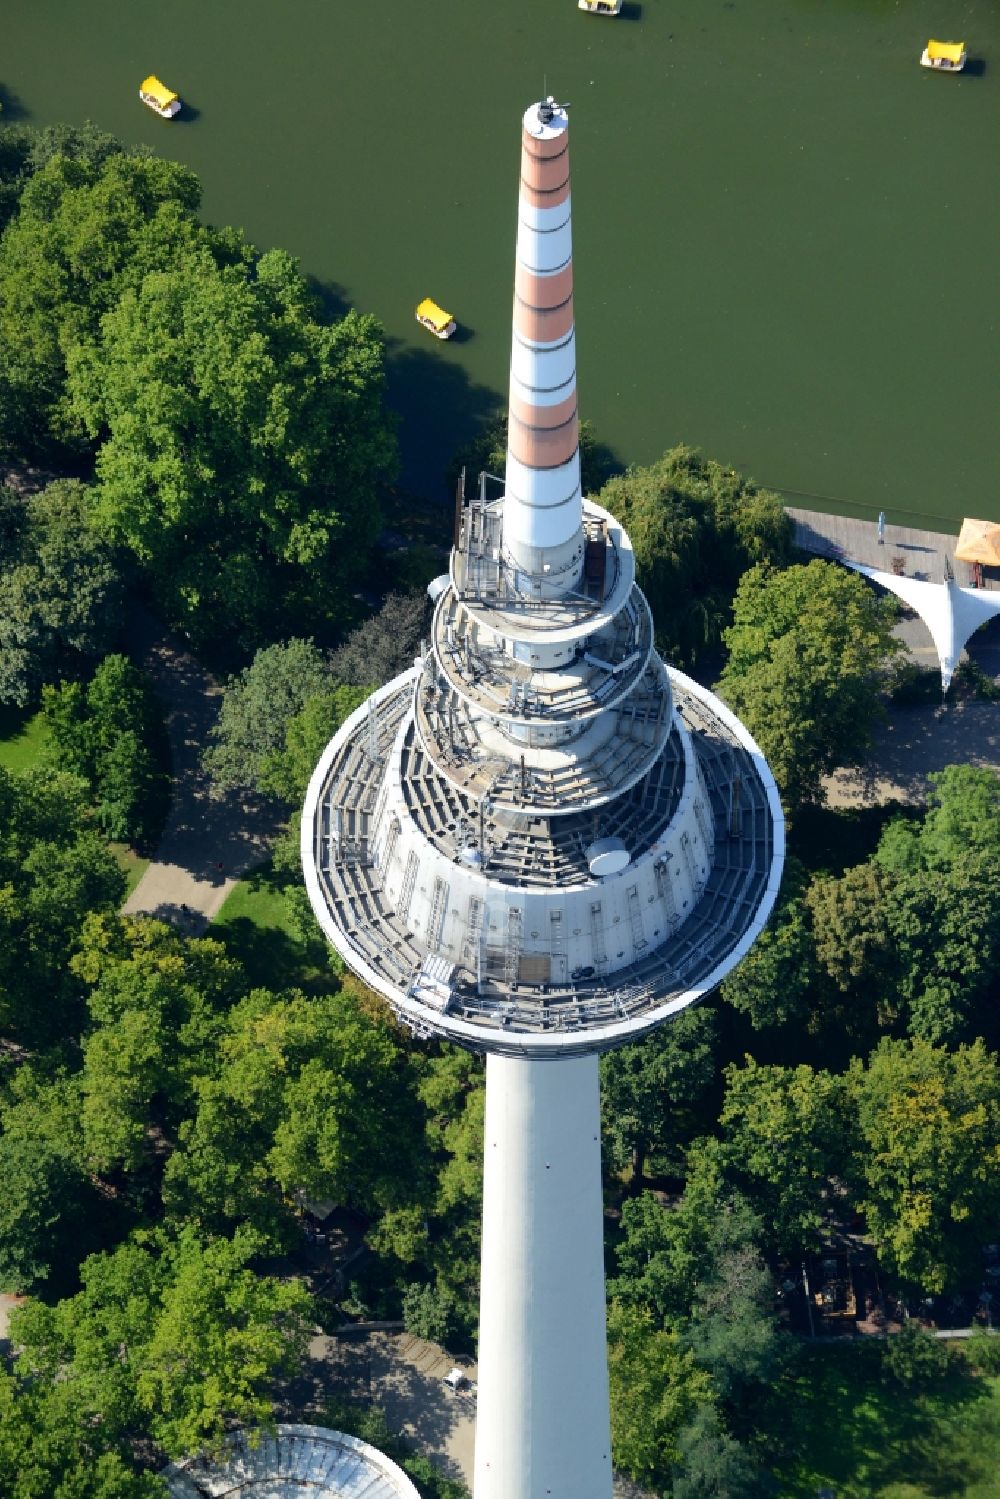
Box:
302;96;783;1499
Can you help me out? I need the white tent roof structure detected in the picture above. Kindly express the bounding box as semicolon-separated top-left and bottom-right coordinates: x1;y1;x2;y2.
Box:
845;561;1000;692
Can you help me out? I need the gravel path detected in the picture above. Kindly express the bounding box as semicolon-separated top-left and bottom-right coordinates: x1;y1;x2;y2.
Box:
823;616;1000;808
824;700;1000;808
122;607;280;931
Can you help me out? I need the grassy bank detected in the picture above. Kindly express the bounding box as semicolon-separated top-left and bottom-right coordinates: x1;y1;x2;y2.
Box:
0;705;48;772
211;860;337;993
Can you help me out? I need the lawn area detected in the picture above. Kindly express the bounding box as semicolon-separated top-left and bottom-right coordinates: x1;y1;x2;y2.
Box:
211;860;338;993
0;704;49;773
109;843;150;901
771;1341;1000;1498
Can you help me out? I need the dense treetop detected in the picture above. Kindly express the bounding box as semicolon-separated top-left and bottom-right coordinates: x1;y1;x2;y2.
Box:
0;479;124;706
0;134;397;652
718;558;901;806
595;446;792;668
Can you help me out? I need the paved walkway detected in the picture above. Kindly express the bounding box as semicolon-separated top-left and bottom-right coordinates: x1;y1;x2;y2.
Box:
787;506;975;584
299;1329;651;1497
824;698;1000;808
122;608;280;932
302;1330;476;1489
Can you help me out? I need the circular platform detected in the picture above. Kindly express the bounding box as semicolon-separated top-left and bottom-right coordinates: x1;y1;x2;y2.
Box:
302;666;783;1058
161;1424;421;1499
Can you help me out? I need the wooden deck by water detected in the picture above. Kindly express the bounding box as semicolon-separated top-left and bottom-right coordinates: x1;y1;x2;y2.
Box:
787;507;997;589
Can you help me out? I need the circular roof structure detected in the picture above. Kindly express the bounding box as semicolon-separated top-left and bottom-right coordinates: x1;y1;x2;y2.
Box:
161;1424;421;1499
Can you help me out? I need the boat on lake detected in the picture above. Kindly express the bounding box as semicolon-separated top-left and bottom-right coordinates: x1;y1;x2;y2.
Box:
578;0;622;13
139;75;182;117
920;40;966;72
415;298;456;340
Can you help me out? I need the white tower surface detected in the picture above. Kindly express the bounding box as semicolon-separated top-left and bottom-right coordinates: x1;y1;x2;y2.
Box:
302;98;784;1499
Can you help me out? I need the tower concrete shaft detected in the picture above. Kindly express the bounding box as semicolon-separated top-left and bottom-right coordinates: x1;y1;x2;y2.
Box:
503;99;584;598
474;1055;612;1499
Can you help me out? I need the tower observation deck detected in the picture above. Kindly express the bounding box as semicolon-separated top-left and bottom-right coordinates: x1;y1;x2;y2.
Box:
303;97;784;1499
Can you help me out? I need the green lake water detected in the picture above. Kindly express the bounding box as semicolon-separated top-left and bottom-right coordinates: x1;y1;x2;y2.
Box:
6;0;1000;530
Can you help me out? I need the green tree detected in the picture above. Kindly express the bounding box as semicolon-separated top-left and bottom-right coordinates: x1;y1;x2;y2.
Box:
610;1143;762;1327
0;765;125;1046
0;1368;162;1499
806;860;897;1006
0;1072;101;1294
684;1241;786;1414
0;480;123;706
69;249;395;646
600;1007;717;1182
0;124;36;235
411;1046;486;1341
880;1319;954;1388
0;118;127;244
73;916;243;1177
718;1059;846;1255
873;767;1000;1044
673;1406;775;1498
401;1282;459;1345
885;861;1000;1045
203;638;330;796
721;860;819;1033
136;1229;310;1454
259;683;371;805
43;654;168;843
163;983;425;1240
327;590;431;688
607;1301;713;1489
847;1037;1000;1292
904;764;1000;871
12;1226;311;1459
596;446;791;667
0;150;205;457
718;559;901;807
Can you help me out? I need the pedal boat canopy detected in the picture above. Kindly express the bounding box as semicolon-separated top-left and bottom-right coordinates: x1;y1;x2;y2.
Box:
415;298;456;339
140;76;180;113
922;40;967;69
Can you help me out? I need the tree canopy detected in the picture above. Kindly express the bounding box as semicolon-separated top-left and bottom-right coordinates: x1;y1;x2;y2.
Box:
718;1058;846;1255
69;249;395;647
0;138;398;653
718;559;901;806
163;982;425;1240
203;638;331;797
0;149;205;457
600;1007;717;1181
0;480;124;706
0;764;125;1046
10;1226;311;1459
847;1037;1000;1292
43;654;169;844
596;446;792;667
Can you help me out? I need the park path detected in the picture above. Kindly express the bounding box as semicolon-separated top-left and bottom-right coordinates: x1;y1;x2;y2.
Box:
786;506;985;585
824;699;1000;808
300;1329;650;1498
122;606;280;932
